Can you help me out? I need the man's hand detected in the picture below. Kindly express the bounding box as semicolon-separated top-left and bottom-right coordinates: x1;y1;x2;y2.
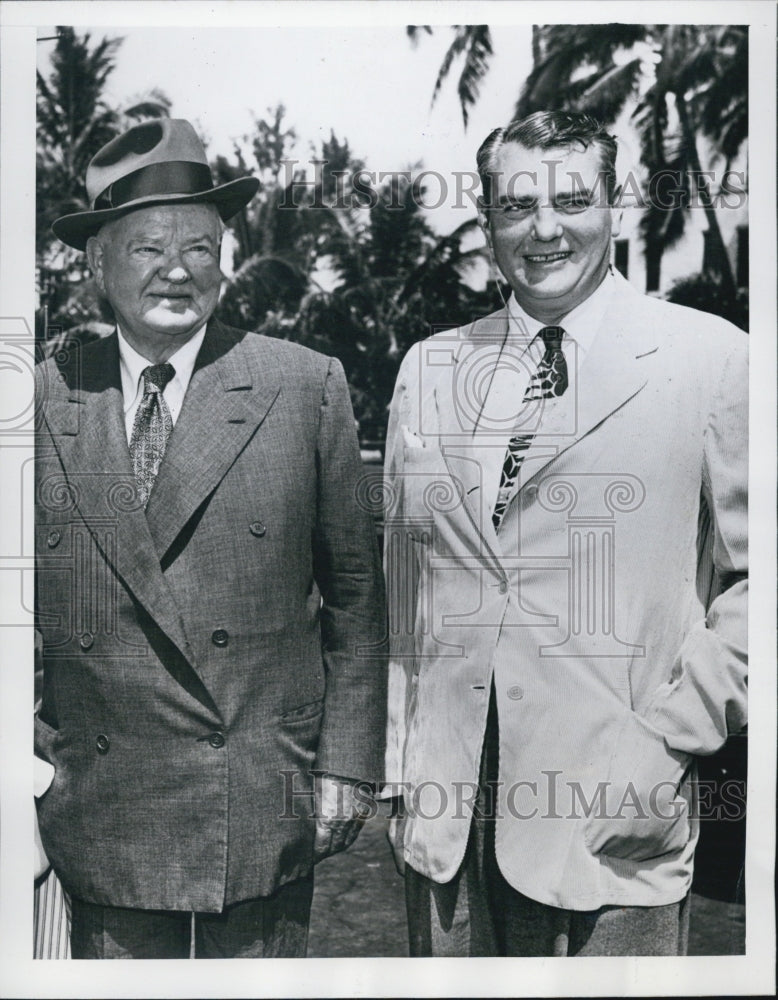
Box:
313;774;372;864
583;713;692;862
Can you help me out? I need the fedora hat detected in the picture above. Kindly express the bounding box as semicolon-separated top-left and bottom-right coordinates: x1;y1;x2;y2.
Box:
52;118;260;251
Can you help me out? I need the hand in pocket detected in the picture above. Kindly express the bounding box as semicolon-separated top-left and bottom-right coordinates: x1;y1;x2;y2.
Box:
584;713;691;862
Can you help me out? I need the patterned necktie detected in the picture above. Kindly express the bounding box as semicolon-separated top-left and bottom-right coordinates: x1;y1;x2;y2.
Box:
492;326;568;532
129;363;176;507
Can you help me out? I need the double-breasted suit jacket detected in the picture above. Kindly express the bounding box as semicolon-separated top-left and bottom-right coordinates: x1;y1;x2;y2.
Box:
35;320;387;912
384;273;747;910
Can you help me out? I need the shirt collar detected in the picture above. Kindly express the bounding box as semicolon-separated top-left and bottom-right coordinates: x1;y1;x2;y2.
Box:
505;270;616;359
117;324;207;411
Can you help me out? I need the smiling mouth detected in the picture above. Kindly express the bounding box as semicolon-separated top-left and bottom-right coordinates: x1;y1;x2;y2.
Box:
523;251;572;264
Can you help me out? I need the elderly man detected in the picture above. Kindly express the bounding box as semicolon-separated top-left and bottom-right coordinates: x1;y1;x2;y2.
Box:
384;111;747;956
34;118;386;959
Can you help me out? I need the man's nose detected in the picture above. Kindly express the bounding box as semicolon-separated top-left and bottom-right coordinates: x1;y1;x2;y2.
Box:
158;251;190;283
531;207;563;242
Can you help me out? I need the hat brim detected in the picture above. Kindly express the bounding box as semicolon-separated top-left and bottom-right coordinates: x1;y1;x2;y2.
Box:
52;176;260;251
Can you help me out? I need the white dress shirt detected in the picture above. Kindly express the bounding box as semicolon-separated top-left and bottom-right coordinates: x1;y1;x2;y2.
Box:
476;271;617;509
504;268;616;372
118;324;207;443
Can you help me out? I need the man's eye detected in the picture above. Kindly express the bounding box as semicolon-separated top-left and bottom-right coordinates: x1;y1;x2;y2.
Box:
134;246;160;255
188;245;213;255
500;202;532;215
557;199;590;213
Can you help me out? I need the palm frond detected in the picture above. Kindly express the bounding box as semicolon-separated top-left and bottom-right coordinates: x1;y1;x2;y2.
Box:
431;26;470;104
407;25;433;45
456;25;493;128
576;57;643;121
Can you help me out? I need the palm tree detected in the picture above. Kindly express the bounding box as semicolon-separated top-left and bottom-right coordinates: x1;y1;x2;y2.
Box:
216;113;496;442
213;106;334;326
36;28;122;251
408;25;493;128
291;172;491;441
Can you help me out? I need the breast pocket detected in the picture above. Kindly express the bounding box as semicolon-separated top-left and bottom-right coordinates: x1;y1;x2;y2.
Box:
399;448;465;528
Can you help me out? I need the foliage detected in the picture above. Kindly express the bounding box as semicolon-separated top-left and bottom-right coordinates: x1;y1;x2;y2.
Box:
216;107;500;441
515;24;647;120
665;271;748;331
36;27;123;251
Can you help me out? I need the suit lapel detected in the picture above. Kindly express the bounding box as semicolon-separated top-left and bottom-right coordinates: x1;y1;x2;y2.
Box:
41;334;199;671
435;278;662;552
519;276;660;489
144;320;281;561
436;309;515;564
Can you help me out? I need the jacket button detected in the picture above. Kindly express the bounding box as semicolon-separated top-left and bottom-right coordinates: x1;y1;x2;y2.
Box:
208;732;225;749
95;734;110;753
497;580;508;595
79;632;94;650
249;521;266;537
211;629;229;647
47;530;62;548
507;685;524;700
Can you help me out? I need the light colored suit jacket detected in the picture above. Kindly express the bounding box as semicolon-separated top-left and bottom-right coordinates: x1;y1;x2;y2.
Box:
35;320;387;911
384;273;747;909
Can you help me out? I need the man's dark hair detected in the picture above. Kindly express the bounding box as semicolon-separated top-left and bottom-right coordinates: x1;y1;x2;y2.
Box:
476;110;619;207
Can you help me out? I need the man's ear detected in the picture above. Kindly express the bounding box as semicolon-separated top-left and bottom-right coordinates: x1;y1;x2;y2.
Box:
476;198;492;250
85;236;106;293
610;185;624;239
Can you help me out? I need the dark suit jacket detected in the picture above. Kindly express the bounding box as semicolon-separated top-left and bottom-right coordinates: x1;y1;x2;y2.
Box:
34;320;387;911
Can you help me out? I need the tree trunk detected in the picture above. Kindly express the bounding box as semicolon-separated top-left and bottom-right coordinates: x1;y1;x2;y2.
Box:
532;25;543;66
675;93;736;298
644;237;663;293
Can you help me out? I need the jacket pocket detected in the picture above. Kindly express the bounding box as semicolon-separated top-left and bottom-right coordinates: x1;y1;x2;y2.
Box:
281;699;324;725
583;711;692;862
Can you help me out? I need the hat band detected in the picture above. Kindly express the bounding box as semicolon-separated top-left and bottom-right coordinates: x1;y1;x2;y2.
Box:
93;161;214;211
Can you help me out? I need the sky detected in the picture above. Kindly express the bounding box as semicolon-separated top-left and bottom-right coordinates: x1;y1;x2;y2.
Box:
37;24;534;240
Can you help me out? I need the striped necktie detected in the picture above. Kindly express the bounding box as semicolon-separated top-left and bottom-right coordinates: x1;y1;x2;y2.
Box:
492;326;567;532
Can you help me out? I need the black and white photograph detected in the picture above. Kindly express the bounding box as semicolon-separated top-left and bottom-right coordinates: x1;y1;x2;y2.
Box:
0;1;775;996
